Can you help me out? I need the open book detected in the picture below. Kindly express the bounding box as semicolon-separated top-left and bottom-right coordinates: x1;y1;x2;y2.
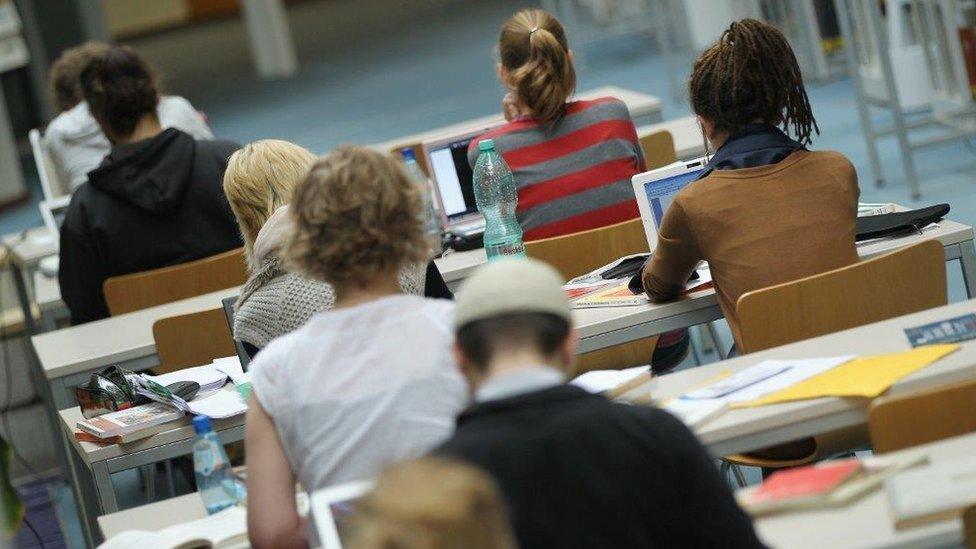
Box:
98;506;247;549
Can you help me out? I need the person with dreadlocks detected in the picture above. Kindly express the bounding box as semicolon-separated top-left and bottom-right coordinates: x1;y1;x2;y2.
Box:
641;18;860;349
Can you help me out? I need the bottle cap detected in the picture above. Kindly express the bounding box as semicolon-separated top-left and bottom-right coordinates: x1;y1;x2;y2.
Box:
478;139;495;152
192;414;212;434
400;148;417;161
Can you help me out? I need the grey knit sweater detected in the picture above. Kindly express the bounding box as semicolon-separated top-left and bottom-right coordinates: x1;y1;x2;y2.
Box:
232;205;426;349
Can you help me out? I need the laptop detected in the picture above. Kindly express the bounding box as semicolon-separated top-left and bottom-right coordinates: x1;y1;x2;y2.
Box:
311;479;374;548
421;127;497;236
631;158;707;252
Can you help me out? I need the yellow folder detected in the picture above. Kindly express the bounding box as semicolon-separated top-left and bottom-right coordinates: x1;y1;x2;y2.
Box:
732;344;959;408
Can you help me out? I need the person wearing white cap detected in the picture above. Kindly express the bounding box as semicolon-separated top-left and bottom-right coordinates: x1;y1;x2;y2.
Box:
436;258;763;549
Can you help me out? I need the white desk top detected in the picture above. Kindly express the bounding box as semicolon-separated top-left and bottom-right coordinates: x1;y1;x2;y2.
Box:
33;270;63;312
623;298;976;457
637;115;706;161
34;286;241;380
98;492;205;540
32;215;974;384
2;226;57;268
372;85;662;153
60;401;245;467
754;432;975;549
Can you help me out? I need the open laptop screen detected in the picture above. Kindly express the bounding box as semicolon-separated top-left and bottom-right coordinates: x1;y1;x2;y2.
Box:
428;138;478;220
641;170;702;227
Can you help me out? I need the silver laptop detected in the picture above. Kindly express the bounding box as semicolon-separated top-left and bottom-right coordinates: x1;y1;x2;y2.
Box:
631;158;706;252
421;128;496;235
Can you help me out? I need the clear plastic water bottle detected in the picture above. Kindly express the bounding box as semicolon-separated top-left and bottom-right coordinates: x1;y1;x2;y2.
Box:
400;148;444;257
192;415;239;514
473;139;525;261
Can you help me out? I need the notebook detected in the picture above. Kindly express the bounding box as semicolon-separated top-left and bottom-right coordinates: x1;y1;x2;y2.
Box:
886;457;976;530
97;506;247;549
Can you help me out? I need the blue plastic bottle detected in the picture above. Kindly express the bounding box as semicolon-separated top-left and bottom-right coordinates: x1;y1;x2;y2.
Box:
192;415;238;514
400;148;444;256
472;139;525;261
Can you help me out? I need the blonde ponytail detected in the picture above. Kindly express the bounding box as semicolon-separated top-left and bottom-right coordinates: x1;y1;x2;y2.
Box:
499;10;576;126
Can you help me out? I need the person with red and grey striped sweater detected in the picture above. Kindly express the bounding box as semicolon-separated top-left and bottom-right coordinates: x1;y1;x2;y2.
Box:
468;8;688;372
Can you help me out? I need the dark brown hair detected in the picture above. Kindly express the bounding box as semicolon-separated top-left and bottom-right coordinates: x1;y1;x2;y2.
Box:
79;45;160;139
456;312;570;372
284;146;427;288
499;9;576;126
689;19;819;144
50;42;110;112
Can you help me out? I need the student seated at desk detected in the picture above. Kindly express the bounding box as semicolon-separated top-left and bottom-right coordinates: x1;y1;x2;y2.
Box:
245;147;467;549
58;46;241;324
222;140;448;353
349;457;516;549
45;42;214;191
436;258;763;549
470;8;688;370
640;19;860;348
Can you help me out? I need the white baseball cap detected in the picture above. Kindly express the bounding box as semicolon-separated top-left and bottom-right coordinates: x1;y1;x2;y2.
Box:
453;258;572;329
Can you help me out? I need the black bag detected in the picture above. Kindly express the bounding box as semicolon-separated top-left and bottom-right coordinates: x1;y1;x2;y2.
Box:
855;204;950;242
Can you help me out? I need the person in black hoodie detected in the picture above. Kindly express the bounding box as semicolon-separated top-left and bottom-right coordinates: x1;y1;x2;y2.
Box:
58;45;242;324
436;258;765;549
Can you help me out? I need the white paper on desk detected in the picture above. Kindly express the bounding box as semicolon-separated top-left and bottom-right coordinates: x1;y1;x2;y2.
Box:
663;398;727;427
188;386;247;419
571;366;649;394
212;356;247;385
717;356;855;403
149;365;228;397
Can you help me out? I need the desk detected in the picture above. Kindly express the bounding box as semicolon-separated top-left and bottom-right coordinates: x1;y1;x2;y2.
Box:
637;115;706;160
754;432;976;548
372;85;663;154
98;493;205;540
60;402;245;545
3;226;57;335
34;286;242;411
33;270;65;332
621;299;976;458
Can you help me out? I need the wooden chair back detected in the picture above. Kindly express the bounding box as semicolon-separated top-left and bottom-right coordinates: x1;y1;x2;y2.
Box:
868;378;976;453
736;240;947;353
639;130;677;170
525;218;658;374
152;308;237;374
965;505;976;549
104;248;248;316
389;142;429;176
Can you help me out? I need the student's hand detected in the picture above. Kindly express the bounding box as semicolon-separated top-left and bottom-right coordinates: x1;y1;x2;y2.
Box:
502;93;521;122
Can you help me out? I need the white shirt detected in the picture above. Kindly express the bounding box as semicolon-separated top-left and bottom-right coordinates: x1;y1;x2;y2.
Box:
249;295;468;493
474;366;565;402
44;95;215;191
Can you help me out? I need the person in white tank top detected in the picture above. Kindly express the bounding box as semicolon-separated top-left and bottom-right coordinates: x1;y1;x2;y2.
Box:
245;146;468;549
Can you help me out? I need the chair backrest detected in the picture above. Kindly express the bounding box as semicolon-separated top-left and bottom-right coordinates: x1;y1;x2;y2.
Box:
152;308;237;374
639;130;678;170
30;129;69;201
867;378;976;453
104;248;248;316
221;295;252;369
965;505;976;549
736;240;947;353
524;217;649;280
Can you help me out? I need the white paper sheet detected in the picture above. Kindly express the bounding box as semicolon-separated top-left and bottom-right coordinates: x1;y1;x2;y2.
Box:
571;366;650;394
188;385;248;419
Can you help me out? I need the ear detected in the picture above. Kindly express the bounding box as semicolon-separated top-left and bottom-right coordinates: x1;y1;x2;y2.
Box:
453;340;480;392
559;329;579;375
567;49;575;64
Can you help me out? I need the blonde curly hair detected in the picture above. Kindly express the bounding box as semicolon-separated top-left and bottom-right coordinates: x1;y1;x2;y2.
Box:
285;146;427;287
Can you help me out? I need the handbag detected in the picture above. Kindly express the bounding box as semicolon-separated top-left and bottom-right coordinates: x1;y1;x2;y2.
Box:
855;204;950;242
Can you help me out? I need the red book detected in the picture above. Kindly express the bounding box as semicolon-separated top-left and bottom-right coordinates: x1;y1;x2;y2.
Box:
750;459;861;504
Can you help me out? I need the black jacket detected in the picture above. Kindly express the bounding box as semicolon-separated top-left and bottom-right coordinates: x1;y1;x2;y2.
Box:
437;385;765;549
59;129;242;324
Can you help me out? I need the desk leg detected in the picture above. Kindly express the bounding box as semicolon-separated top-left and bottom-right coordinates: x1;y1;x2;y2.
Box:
10;262;37;336
959;240;976;299
92;460;119;514
67;437;100;548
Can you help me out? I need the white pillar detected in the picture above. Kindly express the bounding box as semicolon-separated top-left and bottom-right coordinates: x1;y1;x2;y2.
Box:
240;0;298;80
0;83;26;204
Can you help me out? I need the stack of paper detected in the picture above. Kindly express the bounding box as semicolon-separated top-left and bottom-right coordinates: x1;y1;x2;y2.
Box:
571;366;653;399
886;457;976;529
148;365;228;398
